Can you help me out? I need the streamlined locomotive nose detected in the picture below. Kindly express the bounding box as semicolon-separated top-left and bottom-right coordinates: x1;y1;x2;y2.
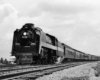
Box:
20;30;34;46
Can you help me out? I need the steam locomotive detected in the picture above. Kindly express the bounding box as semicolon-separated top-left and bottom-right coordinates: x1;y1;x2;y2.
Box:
11;23;100;64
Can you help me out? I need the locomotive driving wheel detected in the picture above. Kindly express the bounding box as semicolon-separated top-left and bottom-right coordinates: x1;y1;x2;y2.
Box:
39;47;48;64
40;47;58;64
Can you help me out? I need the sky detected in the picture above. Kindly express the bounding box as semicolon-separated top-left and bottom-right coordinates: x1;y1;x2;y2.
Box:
0;0;100;60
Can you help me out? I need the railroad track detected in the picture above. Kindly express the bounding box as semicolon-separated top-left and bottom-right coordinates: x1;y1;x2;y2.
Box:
0;65;29;71
0;64;48;72
0;64;53;77
0;64;57;79
0;61;91;80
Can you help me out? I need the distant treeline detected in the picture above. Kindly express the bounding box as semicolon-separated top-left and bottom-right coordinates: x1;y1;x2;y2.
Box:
0;58;10;64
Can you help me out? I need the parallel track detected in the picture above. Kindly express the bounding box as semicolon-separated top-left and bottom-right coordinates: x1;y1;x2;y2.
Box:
0;65;49;72
0;62;91;80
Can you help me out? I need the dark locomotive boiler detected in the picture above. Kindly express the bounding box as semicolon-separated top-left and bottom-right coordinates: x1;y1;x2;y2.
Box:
12;23;37;64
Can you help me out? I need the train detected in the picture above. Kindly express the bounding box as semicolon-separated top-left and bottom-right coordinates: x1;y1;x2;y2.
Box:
11;23;100;64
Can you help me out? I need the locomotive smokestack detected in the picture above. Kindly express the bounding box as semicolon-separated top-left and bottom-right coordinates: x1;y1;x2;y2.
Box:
25;23;34;27
23;23;34;29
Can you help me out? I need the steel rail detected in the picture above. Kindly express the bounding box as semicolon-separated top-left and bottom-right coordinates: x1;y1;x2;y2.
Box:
0;62;89;80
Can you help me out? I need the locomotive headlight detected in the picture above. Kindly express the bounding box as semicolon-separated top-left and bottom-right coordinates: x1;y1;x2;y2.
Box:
23;32;27;35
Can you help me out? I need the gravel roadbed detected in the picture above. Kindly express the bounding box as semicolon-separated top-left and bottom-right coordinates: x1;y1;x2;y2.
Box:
36;62;100;80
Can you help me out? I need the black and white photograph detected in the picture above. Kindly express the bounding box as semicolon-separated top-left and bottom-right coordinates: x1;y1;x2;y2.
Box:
0;0;100;80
